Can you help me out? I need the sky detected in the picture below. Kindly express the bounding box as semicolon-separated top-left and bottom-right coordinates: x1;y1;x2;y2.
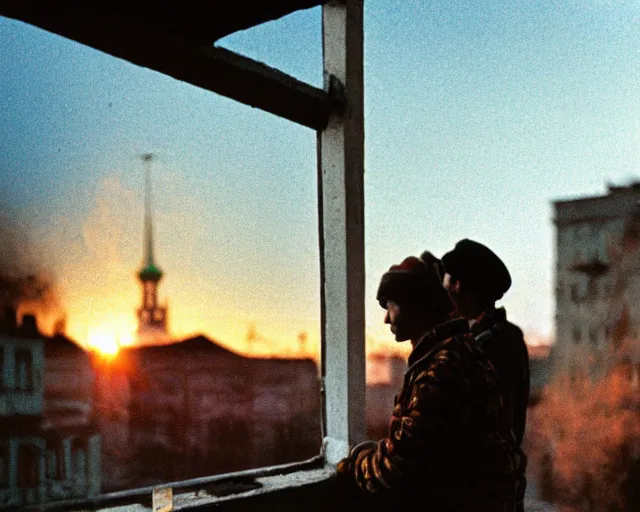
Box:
1;1;639;358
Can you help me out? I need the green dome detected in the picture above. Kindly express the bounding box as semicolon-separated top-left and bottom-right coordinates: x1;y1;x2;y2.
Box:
138;263;163;282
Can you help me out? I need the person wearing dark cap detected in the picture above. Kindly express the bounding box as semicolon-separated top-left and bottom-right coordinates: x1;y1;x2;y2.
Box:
335;251;519;511
442;239;530;512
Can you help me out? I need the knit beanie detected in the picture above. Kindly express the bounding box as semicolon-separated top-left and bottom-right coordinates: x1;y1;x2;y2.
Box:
376;251;452;317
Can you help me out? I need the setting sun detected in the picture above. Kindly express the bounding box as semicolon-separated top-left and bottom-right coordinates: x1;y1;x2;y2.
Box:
88;326;122;359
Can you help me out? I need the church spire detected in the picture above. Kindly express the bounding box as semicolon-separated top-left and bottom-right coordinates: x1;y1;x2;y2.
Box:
138;153;162;283
144;152;155;268
136;153;168;343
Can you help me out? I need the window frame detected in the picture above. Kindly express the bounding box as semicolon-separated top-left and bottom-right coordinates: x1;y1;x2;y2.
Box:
1;1;365;509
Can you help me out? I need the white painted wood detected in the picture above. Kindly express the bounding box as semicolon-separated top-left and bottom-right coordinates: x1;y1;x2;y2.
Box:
319;0;366;461
322;437;350;466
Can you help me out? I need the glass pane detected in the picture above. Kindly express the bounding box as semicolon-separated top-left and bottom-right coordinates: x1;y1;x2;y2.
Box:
1;13;321;505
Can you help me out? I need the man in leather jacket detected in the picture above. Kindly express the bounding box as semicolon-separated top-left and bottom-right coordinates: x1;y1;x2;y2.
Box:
442;239;530;512
336;252;519;511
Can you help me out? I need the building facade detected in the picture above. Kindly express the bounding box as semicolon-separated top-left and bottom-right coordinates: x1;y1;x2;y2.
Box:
95;335;322;491
553;182;640;384
0;312;100;509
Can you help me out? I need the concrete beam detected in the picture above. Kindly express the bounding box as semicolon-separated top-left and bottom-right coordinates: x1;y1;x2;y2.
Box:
0;4;335;130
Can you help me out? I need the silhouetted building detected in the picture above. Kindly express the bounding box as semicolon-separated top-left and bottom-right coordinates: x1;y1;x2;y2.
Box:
95;336;322;490
553;182;640;384
0;312;100;508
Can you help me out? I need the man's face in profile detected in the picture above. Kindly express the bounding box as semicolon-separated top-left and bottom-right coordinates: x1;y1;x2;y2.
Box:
384;300;411;342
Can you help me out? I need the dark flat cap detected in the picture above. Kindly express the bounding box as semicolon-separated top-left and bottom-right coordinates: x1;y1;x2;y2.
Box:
441;239;512;301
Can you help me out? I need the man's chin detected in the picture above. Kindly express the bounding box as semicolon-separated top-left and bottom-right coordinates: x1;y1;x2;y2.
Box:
394;333;410;343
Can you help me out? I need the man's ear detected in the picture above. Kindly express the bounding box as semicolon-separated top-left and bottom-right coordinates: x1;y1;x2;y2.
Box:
443;273;461;293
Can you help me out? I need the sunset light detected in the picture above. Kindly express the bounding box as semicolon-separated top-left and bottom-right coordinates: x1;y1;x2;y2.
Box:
2;4;639;509
88;325;124;358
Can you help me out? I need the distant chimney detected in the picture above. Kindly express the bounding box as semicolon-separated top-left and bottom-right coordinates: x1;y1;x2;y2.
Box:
18;314;41;339
0;306;17;336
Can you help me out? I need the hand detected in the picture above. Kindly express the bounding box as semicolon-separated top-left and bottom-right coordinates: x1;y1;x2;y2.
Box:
336;456;353;478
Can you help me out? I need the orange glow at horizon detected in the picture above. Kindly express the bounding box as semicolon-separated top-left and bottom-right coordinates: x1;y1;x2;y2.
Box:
39;174;437;362
88;326;121;359
42;174;329;360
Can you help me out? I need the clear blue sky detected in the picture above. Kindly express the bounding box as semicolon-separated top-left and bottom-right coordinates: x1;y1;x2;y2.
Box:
1;1;639;354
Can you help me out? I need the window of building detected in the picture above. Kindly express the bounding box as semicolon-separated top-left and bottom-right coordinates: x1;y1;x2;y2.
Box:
15;349;33;390
0;443;8;487
46;446;65;481
570;283;580;303
573;327;582;344
587;279;598;301
46;450;56;480
589;328;598;346
0;345;4;389
18;444;40;488
70;439;86;483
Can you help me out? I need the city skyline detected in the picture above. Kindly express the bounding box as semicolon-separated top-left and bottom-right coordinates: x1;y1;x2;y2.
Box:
2;2;639;357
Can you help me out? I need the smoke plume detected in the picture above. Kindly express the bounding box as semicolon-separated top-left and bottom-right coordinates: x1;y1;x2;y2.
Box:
0;201;64;334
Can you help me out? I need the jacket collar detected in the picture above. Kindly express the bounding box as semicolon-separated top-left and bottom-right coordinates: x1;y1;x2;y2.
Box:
408;317;469;366
470;306;507;336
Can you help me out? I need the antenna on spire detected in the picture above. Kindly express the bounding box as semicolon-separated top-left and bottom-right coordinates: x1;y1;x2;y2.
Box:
142;153;155;268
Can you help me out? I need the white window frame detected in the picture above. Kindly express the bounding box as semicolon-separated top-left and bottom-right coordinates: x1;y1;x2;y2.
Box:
2;1;365;508
317;0;366;465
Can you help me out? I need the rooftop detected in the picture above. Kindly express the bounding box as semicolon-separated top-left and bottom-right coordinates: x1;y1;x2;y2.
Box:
553;180;640;206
